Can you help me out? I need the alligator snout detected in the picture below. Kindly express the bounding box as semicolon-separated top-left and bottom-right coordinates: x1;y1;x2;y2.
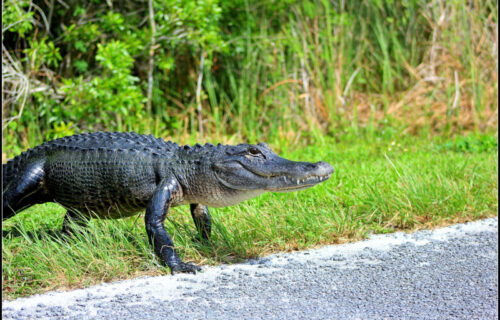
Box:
304;161;334;176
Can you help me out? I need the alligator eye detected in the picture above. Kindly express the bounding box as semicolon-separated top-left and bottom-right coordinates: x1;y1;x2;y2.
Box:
248;147;261;156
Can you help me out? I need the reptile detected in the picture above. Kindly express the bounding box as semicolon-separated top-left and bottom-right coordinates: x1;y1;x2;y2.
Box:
2;132;333;274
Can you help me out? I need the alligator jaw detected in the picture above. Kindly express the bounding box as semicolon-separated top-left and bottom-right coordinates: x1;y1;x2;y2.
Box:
265;171;333;192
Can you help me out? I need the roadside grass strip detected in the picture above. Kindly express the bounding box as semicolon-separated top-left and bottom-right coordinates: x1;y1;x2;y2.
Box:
2;136;497;299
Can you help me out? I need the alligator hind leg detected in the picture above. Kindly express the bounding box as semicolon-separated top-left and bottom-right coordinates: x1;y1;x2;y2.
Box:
190;204;211;241
62;210;89;235
2;159;46;220
145;177;201;274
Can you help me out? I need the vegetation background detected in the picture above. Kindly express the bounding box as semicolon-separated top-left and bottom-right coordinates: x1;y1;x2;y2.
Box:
2;0;497;152
1;0;498;299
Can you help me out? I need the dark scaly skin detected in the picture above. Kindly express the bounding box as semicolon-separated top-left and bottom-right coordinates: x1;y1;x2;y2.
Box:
145;177;200;273
3;132;333;274
190;203;211;241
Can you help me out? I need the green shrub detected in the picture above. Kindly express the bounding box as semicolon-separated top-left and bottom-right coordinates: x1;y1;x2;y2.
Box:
61;40;146;131
438;134;498;153
1;0;497;148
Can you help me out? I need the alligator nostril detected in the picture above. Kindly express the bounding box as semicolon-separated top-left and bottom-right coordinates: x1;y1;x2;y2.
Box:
301;161;333;175
304;163;318;169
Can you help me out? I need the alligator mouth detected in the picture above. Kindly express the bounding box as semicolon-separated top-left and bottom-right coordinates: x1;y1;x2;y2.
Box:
264;172;332;191
237;160;333;192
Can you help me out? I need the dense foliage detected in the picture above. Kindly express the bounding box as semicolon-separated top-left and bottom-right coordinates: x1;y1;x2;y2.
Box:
2;0;498;153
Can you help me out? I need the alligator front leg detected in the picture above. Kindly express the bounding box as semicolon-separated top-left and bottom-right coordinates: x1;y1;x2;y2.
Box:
145;177;201;274
190;204;211;241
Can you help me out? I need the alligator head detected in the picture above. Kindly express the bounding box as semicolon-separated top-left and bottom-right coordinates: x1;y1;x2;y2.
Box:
206;142;333;205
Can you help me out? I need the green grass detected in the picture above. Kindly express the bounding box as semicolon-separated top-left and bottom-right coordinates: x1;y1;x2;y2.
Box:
2;134;497;300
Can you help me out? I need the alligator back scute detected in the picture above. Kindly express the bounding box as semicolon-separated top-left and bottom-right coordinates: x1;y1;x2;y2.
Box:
2;132;183;219
35;132;177;157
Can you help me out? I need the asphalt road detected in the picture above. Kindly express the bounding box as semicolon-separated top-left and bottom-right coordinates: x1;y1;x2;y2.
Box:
2;217;498;320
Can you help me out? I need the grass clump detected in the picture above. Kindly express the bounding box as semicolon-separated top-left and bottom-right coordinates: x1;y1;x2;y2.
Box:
2;134;497;300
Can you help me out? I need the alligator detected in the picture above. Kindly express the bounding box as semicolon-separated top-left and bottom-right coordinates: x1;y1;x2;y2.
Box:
3;132;333;274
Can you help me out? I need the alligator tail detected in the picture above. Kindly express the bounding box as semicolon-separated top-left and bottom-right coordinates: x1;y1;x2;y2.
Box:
3;157;20;220
2;149;47;220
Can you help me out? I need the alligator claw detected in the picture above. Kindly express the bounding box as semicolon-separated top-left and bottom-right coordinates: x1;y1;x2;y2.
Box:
171;262;202;275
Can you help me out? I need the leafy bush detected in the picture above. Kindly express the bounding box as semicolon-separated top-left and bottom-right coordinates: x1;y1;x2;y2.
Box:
1;0;497;150
61;40;146;131
438;134;498;153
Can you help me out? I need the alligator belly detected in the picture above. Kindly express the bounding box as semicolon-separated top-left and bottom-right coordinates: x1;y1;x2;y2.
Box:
55;195;148;219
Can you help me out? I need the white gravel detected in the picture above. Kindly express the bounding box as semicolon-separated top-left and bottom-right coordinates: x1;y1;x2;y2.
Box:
3;217;498;320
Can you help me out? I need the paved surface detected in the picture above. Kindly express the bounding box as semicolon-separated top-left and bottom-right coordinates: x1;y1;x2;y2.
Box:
2;217;498;320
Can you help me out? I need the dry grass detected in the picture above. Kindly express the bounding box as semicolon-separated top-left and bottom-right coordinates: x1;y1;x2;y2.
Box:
281;0;498;136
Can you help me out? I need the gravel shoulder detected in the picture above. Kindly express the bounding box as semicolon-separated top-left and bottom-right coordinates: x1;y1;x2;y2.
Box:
3;217;498;320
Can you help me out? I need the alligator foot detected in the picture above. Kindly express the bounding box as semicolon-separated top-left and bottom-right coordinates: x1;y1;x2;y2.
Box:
171;262;202;275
